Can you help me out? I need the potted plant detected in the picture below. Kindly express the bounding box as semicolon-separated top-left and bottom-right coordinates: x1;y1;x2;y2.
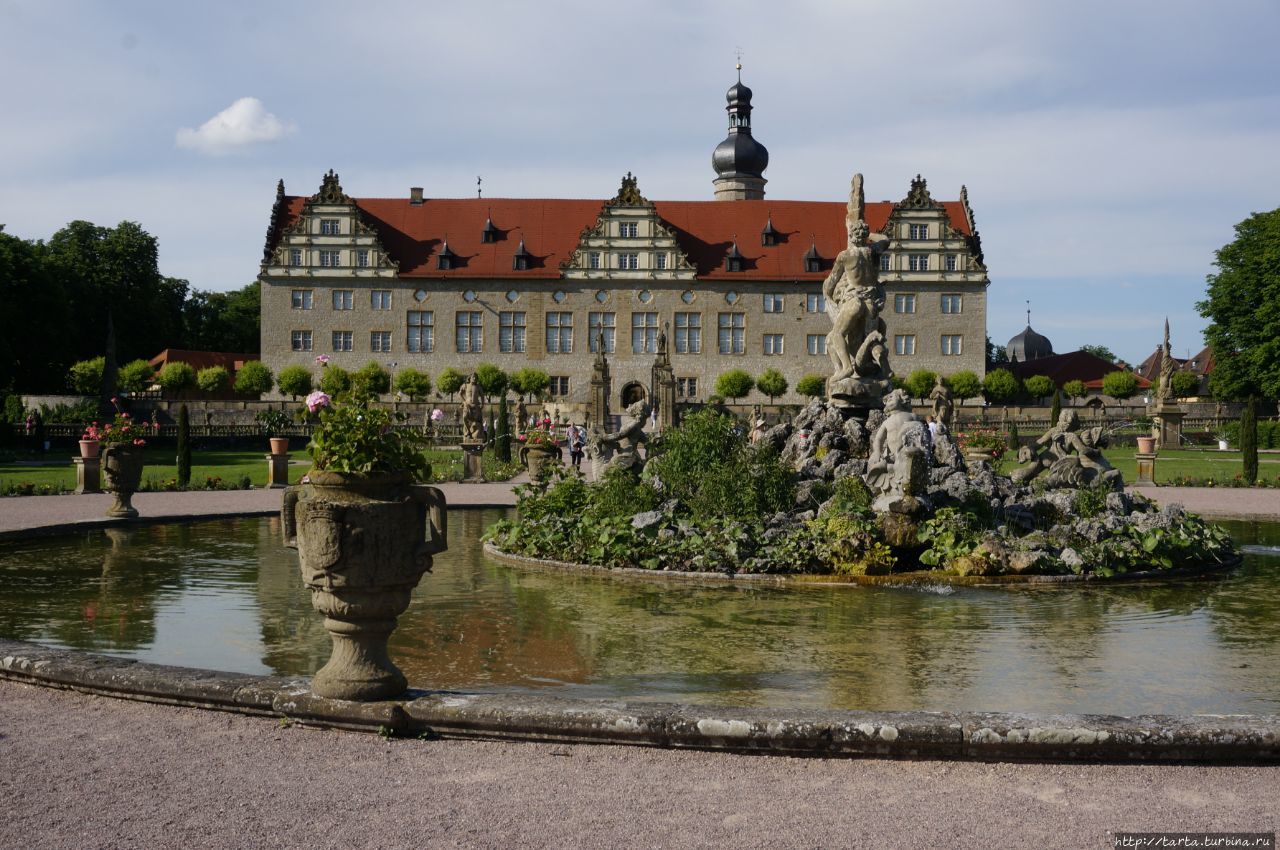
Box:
79;422;102;458
98;410;152;518
1214;430;1230;452
281;391;448;701
956;426;1006;466
1136;435;1157;454
517;428;562;477
255;408;293;455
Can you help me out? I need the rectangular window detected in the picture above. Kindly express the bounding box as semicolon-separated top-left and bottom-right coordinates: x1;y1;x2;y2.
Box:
291;290;313;310
908;223;929;240
290;330;312;351
371;290;391;310
717;312;745;354
945;254;957;272
880;254;891;272
674;312;701;354
549;376;570;397
894;335;916;356
545;312;573;354
456;311;482;353
589;312;616;353
941;294;963;314
805;293;826;313
908;254;929;271
319;219;340;235
763;334;784;355
407;311;434;353
589;252;601;269
894;293;917;314
942;334;963;356
618;221;638;238
616;252;639;270
500;311;527;353
357;250;370;268
332;290;353;310
320;250;342;268
807;334;826;355
763;293;785;313
677;377;698;398
655;254;667;270
370;331;392;353
290;248;302;267
332;331;353;352
631;312;659;354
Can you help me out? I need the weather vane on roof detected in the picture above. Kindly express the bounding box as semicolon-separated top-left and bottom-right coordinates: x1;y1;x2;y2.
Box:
477;175;482;199
734;47;743;76
1026;299;1031;326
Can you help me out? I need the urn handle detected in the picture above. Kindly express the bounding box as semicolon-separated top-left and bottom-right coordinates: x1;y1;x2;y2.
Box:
412;484;448;555
281;486;300;549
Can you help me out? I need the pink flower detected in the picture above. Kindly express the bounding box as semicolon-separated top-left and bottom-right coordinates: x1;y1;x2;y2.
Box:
431;408;444;421
314;355;331;366
305;391;331;412
133;438;146;446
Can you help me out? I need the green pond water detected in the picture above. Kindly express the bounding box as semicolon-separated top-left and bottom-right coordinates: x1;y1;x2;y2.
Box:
2;512;1278;715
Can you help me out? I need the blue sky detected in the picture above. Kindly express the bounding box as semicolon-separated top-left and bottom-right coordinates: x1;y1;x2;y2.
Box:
2;0;1277;366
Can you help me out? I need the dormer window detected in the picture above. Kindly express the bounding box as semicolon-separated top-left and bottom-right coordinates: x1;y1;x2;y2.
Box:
512;239;531;271
761;217;779;247
725;240;744;273
803;240;822;273
437;241;457;271
481;216;498;244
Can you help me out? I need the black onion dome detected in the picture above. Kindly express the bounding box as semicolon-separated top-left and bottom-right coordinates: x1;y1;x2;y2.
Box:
1006;325;1054;362
726;80;753;104
713;134;769;177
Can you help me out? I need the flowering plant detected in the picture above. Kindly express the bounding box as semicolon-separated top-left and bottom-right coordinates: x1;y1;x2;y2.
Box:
517;429;558;449
304;393;430;480
430;408;445;422
955;427;1006;460
85;412;150;446
255;408;293;437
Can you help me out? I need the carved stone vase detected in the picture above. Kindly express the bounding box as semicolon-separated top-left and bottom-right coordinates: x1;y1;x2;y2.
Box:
964;449;994;467
519;444;560;478
101;445;144;518
282;470;447;701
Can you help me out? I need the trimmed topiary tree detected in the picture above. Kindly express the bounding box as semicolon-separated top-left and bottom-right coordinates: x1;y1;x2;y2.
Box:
756;368;788;403
715;369;754;403
511;367;551;400
393;368;432;401
1050;388;1062;424
68;357;105;395
156;362;197;395
1170;370;1201;398
945;370;981;403
318;365;352;397
117;359;156;393
351;361;391;398
1101;370;1139;401
1023;374;1055;404
474;363;508;399
1062;379;1087;401
177;403;192;487
496;393;512;462
1241;397;1258;485
277;365;313;400
904;369;938;402
437;367;465;400
233;361;274;398
796;373;825;399
196;365;231;393
982;368;1020;404
1007;419;1020;452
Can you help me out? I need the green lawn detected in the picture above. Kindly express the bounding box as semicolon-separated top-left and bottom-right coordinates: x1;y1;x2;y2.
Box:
1099;447;1280;485
1;446;523;495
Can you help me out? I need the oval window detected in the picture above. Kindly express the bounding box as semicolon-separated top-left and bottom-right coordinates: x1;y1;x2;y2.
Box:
553;290;567;303
414;289;428;302
725;291;739;305
595;290;609;303
681;290;695;304
506;290;519;303
463;290;477;303
638;290;653;303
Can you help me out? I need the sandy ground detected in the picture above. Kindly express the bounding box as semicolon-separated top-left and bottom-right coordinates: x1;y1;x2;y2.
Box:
2;681;1277;850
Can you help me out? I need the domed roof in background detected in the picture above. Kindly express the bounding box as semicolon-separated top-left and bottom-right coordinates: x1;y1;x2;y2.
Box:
1006;324;1054;362
712;66;769;180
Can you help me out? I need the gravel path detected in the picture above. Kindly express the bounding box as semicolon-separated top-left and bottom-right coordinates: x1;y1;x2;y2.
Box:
2;681;1276;850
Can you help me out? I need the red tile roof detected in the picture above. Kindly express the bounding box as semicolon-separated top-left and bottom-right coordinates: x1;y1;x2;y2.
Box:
1010;350;1153;390
273;196;975;281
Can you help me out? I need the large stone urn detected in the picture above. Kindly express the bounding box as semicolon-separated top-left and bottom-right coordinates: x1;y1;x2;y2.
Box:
282;470;447;701
519;443;561;478
101;444;145;518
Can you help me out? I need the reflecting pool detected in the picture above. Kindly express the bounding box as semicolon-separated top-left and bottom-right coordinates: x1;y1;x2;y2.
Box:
2;513;1278;715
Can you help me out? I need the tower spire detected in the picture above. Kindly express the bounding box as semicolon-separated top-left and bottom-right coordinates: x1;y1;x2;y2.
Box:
711;63;769;201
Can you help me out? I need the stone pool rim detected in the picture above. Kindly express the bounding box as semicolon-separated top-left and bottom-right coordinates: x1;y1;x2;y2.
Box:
1;509;1275;764
482;542;1244;587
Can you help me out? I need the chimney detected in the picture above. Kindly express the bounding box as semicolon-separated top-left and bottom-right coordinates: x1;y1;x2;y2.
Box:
409;187;424;205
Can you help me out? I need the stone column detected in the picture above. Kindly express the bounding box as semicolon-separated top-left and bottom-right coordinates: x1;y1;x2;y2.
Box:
1134;449;1157;486
460;441;485;483
1153;401;1184;451
73;457;101;494
266;452;290;488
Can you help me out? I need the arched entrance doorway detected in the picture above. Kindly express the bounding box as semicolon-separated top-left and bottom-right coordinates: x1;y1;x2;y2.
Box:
620;382;647;407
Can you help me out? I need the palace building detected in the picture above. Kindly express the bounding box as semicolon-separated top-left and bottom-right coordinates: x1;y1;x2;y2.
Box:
258;73;990;407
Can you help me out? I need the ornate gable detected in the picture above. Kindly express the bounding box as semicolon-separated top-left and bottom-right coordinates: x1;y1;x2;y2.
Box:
262;170;399;277
562;173;696;281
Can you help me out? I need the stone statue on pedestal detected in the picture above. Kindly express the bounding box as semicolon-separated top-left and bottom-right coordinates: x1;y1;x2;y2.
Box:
1010;409;1121;490
460;375;484;443
865;390;931;514
825;173;893;410
928;375;954;434
589;399;649;477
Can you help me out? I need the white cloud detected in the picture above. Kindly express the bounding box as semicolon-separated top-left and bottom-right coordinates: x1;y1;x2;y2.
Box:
175;97;295;155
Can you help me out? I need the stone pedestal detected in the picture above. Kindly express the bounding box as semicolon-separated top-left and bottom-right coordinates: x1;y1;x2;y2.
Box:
1153;402;1184;451
461;441;485;483
1134;451;1157;486
266;452;290;488
73;457;101;494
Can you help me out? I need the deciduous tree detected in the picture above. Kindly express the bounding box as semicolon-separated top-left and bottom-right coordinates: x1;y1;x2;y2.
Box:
755;368;788;402
714;369;754;402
